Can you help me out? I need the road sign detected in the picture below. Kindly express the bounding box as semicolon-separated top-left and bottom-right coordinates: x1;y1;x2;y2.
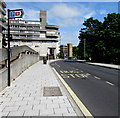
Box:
7;9;24;86
9;9;24;19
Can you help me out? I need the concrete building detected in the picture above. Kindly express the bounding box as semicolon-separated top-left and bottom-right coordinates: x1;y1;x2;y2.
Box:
67;43;73;58
60;43;73;58
59;45;68;58
4;10;60;59
0;0;6;48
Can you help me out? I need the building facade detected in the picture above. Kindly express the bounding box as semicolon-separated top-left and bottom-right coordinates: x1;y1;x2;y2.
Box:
59;45;68;58
60;43;73;58
0;0;6;48
4;10;60;59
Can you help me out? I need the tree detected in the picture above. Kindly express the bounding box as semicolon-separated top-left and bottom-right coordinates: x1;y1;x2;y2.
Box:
73;46;79;59
78;13;120;64
78;17;103;61
58;52;64;59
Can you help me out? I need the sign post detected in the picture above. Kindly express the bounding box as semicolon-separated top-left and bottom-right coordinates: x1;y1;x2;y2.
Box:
7;9;23;86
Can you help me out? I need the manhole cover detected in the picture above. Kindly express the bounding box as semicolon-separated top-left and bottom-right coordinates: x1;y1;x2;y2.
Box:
43;87;62;96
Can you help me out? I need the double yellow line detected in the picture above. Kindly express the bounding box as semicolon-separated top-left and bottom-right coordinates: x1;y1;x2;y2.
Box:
52;68;94;118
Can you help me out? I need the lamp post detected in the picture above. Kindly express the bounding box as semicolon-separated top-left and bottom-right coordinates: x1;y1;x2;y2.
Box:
84;39;86;60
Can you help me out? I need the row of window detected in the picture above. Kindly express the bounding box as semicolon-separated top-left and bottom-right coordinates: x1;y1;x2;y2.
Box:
10;25;41;29
14;35;45;38
10;20;40;25
10;30;40;33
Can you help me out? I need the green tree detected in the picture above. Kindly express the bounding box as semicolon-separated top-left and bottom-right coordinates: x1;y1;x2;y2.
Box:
58;52;64;59
78;13;120;64
73;46;79;59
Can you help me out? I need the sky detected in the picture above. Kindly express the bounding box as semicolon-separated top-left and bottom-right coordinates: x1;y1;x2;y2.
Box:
5;1;119;46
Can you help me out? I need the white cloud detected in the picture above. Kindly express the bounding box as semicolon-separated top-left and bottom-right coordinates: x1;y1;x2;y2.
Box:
48;4;81;19
48;3;95;27
54;18;84;27
84;11;96;19
60;31;79;46
99;10;107;15
23;9;39;20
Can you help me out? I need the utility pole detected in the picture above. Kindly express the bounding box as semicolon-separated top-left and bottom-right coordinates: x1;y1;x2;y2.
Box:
84;39;86;60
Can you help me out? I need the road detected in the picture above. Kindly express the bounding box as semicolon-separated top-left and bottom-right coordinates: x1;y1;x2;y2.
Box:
50;60;119;117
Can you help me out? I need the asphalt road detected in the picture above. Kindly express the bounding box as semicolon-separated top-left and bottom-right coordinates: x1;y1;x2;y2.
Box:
50;60;119;117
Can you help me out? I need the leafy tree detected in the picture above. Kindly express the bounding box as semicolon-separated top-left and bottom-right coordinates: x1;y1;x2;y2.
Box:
78;13;120;64
58;52;64;59
73;46;79;59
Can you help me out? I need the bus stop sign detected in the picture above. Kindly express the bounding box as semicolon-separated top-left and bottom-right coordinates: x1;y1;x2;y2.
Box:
9;9;24;19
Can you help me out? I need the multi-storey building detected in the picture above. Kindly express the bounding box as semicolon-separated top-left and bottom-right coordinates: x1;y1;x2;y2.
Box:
60;43;73;58
0;0;6;48
4;10;60;59
60;45;68;57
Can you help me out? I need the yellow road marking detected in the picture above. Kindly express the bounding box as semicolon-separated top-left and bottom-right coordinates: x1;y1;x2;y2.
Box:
75;71;79;73
52;68;94;117
75;74;80;78
61;74;70;78
105;81;114;86
69;71;74;73
64;71;69;73
79;74;88;78
86;73;91;76
94;76;101;80
60;71;63;73
68;74;75;78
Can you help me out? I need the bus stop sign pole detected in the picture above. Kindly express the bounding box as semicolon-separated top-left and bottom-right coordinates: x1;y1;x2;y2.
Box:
7;9;24;86
8;9;10;86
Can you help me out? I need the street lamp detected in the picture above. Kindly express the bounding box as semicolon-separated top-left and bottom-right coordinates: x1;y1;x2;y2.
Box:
84;39;86;60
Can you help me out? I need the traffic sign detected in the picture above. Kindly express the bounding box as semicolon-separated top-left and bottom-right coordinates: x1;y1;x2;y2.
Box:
9;9;24;19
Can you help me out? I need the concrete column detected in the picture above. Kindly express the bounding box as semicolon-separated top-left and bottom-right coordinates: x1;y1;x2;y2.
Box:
54;49;57;59
0;33;2;49
40;10;47;29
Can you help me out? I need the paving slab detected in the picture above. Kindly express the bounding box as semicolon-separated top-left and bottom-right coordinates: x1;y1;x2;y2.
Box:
0;60;83;117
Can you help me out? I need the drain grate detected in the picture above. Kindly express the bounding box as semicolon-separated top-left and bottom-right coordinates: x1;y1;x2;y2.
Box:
43;87;63;96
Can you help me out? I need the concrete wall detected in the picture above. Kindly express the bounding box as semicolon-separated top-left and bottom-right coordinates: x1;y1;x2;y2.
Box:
0;54;39;91
0;46;39;91
11;42;58;58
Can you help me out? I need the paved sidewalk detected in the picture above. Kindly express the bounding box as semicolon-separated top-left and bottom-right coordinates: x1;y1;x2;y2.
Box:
0;60;83;117
69;59;119;70
86;62;119;70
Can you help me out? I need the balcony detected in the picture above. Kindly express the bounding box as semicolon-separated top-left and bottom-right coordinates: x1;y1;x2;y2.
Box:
8;32;40;36
0;5;6;15
12;36;40;41
45;25;58;30
0;13;6;22
0;20;7;29
12;36;59;42
46;33;58;38
10;22;40;27
1;2;6;8
9;27;41;32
